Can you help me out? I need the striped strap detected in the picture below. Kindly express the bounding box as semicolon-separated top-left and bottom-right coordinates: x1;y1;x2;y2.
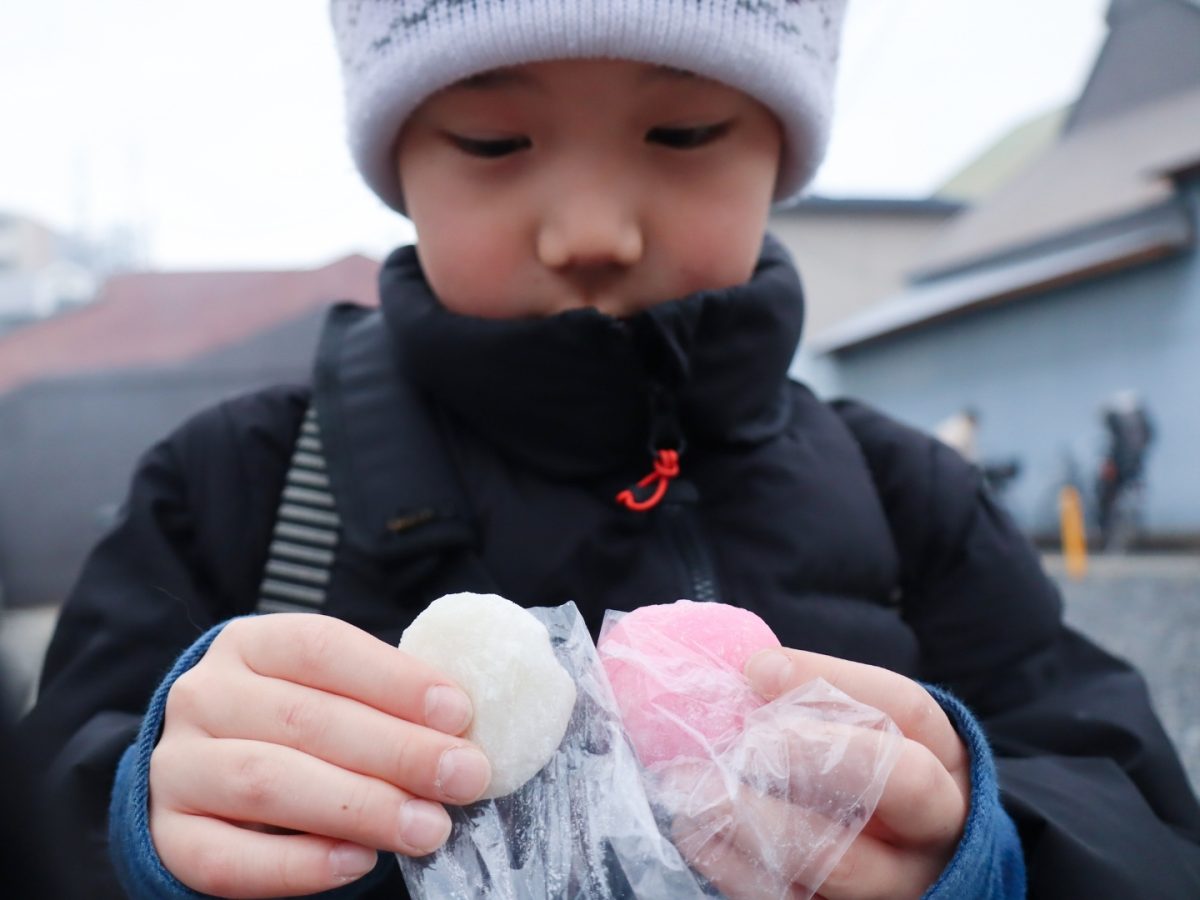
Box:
256;405;340;614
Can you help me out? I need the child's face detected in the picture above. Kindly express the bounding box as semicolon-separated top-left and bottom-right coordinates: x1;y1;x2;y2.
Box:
394;59;783;319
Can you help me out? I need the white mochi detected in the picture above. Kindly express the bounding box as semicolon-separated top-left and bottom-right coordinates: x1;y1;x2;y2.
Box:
399;592;577;799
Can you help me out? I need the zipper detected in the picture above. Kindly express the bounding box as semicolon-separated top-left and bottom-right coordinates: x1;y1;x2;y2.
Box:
662;496;721;604
621;365;721;603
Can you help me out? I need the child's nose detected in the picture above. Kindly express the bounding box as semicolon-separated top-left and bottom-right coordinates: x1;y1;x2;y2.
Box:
536;195;644;272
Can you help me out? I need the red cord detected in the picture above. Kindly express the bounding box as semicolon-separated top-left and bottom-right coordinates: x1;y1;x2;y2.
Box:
616;449;680;512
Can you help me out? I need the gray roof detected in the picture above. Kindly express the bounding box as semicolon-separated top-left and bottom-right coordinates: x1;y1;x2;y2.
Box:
808;200;1192;354
810;81;1200;354
1068;0;1200;134
914;85;1200;280
777;196;965;216
807;0;1200;353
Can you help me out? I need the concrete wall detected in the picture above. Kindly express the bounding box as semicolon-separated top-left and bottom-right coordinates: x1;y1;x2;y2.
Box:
819;181;1200;538
771;208;957;337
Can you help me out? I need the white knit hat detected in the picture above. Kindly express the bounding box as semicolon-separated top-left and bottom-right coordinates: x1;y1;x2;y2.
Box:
330;0;848;212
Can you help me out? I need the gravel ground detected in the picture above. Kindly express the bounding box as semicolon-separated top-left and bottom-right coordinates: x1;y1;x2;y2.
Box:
1044;553;1200;795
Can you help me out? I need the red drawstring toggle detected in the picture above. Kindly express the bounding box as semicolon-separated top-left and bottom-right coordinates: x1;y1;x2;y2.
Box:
616;449;680;512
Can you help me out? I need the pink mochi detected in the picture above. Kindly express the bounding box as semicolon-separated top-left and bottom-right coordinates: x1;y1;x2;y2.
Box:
598;600;782;766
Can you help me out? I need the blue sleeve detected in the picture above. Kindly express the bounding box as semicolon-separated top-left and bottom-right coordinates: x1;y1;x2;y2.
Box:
922;684;1026;900
107;618;391;899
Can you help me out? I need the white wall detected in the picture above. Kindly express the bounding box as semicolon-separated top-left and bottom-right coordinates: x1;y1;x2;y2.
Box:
771;208;957;337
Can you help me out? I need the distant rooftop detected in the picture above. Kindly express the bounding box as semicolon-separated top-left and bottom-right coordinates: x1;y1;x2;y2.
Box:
811;0;1200;353
0;254;380;396
779;196;965;216
1067;0;1200;134
937;106;1069;203
915;85;1200;280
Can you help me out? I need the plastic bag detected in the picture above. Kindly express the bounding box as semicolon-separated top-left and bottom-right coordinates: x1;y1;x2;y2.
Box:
397;601;703;897
398;601;901;899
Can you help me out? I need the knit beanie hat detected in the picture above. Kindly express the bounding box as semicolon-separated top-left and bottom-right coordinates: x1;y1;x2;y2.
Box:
330;0;848;213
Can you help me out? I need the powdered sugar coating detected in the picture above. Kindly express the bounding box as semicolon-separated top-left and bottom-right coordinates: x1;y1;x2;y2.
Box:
598;600;782;766
399;592;577;798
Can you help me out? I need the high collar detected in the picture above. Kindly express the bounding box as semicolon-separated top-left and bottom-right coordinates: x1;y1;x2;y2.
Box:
378;236;805;480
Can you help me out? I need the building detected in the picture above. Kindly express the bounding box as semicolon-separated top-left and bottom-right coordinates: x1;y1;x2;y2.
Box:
772;197;965;337
0;213;97;334
769;197;966;397
0;255;379;608
801;0;1200;543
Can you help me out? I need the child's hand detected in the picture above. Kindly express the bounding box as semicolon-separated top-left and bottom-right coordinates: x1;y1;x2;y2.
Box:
673;649;969;900
148;614;492;898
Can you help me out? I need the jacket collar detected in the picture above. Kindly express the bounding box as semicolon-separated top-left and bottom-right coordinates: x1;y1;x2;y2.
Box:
378;235;805;480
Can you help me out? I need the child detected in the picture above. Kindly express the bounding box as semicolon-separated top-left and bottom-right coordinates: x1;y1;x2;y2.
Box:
21;2;1200;898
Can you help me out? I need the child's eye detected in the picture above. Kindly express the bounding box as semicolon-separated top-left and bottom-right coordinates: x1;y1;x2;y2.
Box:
447;134;532;158
646;122;731;150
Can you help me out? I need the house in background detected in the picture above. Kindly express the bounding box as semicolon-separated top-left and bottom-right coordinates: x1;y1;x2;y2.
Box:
0;255;379;608
0;213;98;334
771;196;963;361
935;107;1070;205
0;253;379;396
800;0;1200;542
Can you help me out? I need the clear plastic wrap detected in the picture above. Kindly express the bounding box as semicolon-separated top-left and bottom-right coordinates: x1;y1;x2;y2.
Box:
398;601;902;899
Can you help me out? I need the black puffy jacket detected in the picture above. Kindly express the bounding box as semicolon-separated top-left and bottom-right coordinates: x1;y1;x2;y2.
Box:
22;239;1200;897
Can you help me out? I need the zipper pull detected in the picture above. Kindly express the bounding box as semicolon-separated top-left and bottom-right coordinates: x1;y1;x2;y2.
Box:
616;449;680;512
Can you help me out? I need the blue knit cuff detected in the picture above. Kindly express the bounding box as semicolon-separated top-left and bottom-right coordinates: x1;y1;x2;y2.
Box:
107;617;391;899
108;621;226;899
921;684;1027;900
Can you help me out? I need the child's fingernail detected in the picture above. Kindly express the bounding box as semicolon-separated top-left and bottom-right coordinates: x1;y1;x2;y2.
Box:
745;649;793;697
425;684;472;734
329;843;377;880
398;798;452;853
437;746;492;803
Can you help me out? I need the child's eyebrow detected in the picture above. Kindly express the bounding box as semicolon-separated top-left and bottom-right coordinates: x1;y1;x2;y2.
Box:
452;68;544;92
450;64;697;92
640;65;699;84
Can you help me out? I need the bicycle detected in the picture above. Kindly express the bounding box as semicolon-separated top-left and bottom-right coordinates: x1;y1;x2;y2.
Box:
1096;462;1147;554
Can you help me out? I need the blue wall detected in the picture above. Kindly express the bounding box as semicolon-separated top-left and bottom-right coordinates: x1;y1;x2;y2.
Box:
811;182;1200;538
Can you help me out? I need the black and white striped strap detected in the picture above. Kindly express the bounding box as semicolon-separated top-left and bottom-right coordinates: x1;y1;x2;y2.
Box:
256;406;340;614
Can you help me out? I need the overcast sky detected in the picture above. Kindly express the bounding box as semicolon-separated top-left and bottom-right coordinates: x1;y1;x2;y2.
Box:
1;0;1110;270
